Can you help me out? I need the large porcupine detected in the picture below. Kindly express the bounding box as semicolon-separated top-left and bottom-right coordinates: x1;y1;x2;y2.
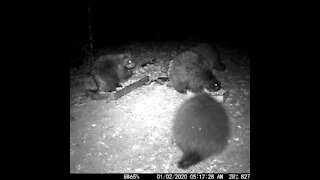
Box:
169;51;221;93
173;93;230;169
86;53;135;97
190;43;226;71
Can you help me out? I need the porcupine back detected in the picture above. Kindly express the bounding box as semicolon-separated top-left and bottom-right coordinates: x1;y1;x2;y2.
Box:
173;93;230;169
169;51;221;93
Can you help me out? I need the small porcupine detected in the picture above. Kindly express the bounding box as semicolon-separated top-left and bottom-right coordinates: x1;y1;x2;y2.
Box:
190;43;226;71
169;51;221;93
86;53;135;96
173;93;230;169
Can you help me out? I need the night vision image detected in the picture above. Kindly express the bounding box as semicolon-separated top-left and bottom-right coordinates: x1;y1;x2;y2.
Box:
70;2;249;174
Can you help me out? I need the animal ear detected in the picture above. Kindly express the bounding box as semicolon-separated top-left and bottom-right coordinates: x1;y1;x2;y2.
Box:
119;54;129;59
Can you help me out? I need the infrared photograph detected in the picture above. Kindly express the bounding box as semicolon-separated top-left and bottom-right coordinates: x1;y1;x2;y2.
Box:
69;2;250;175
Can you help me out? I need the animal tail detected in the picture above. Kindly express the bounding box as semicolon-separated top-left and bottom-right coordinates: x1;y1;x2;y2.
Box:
178;152;203;169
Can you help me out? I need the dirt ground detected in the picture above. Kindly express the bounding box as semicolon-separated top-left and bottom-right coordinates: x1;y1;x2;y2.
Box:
70;43;250;173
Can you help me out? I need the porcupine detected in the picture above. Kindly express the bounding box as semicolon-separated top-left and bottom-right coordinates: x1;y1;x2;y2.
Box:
172;93;230;169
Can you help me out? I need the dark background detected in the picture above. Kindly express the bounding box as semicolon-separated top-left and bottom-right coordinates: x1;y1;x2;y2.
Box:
67;2;249;60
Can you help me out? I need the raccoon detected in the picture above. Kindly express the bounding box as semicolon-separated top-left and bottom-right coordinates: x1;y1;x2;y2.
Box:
86;54;135;96
190;43;226;71
169;51;221;93
173;93;230;169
